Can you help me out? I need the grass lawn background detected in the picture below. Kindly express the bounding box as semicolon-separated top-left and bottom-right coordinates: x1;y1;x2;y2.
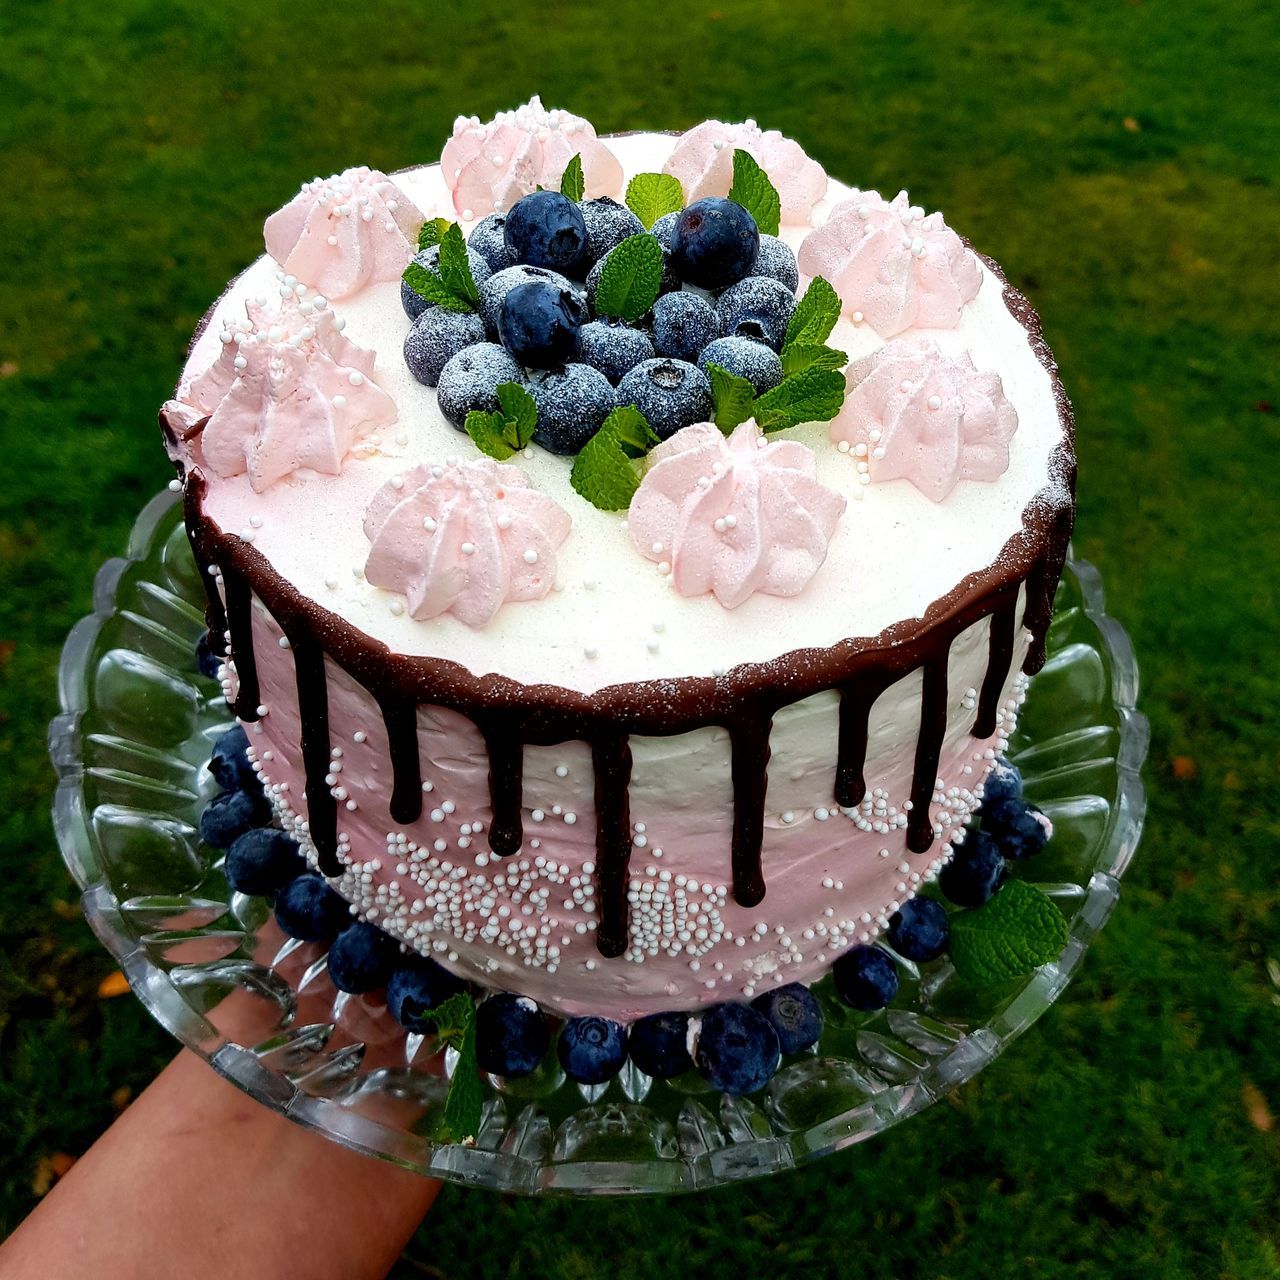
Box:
2;0;1278;1274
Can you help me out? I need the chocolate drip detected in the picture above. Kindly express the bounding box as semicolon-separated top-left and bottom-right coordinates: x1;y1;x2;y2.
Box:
591;735;634;958
290;632;339;875
1022;506;1073;674
729;715;772;907
379;696;423;826
835;671;903;808
221;566;260;723
974;601;1018;738
478;720;523;857
907;654;950;854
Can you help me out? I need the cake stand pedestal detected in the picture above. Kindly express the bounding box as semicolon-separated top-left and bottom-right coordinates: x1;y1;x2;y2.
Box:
49;491;1146;1195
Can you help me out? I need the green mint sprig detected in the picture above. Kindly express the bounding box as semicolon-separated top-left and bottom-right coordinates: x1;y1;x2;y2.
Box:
570;404;660;510
728;149;781;237
706;363;757;432
948;880;1069;985
593;234;664;322
403;222;480;314
707;359;846;437
625;172;684;229
464;382;538;460
783;275;842;350
559;153;585;202
422;992;484;1145
781;343;848;377
416;216;452;251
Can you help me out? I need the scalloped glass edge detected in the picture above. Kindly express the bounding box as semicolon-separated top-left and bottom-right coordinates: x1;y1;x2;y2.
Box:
48;490;1148;1196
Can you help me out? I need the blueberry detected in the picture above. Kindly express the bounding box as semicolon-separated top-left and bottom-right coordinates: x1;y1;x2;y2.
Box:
195;631;223;680
436;342;524;429
832;945;900;1011
750;234;799;292
694;1002;781;1095
715;276;797;352
475;992;550;1078
467;212;519;273
558;1016;629;1084
479;264;580;339
579;196;645;268
938;830;1008;907
403;307;486;387
575;318;655;384
651;291;720;363
650;211;679;250
498;280;587;368
274;873;349;942
385;957;468;1031
209;724;255;792
887;897;951;963
983;797;1051;860
525;364;617;454
697;335;783;395
983;758;1024;807
751;982;824;1054
199;788;270;849
616;358;712;440
670;197;759;290
400;244;492;320
504;190;588;272
627;1011;692;1079
225;827;306;896
326;921;400;994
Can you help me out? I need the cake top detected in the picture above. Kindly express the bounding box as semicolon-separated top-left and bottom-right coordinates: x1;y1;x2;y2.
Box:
164;104;1072;696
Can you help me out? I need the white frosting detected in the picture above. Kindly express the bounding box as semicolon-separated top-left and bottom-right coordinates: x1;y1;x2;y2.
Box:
185;134;1067;695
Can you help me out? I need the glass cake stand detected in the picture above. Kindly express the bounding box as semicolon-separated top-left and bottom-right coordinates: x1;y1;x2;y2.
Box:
48;490;1147;1195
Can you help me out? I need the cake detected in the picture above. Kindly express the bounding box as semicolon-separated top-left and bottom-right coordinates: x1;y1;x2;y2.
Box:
161;100;1074;1091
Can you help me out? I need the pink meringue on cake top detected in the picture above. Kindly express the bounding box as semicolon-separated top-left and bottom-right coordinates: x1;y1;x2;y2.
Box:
363;458;572;627
441;96;624;219
662;118;828;226
834;338;1020;502
798;189;982;338
176;279;396;493
629;421;846;610
264;166;425;301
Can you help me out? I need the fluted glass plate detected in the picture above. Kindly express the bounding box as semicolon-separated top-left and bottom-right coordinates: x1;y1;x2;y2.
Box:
49;491;1146;1194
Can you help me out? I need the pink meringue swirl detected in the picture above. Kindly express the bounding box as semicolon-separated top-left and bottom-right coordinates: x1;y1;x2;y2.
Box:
363;459;572;627
662;119;828;226
628;421;846;610
179;278;397;493
833;338;1019;501
441;97;623;220
798;190;982;337
264;167;425;300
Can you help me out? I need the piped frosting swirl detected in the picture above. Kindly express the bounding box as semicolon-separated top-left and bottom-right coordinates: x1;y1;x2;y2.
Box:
363;458;572;627
629;421;846;609
798;189;982;337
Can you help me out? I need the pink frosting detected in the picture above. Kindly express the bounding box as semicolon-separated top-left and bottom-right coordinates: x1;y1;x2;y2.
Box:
834;338;1019;501
798;190;983;337
628;422;846;609
440;97;623;219
363;459;572;627
662;119;828;226
179;279;397;493
263;167;425;300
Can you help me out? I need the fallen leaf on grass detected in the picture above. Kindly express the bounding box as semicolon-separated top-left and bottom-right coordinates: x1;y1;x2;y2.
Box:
1171;755;1198;780
98;970;130;998
1123;117;1141;132
1242;1080;1274;1132
31;1153;76;1196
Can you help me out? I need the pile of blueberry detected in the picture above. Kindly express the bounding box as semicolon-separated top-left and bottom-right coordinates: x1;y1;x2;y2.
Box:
401;189;801;454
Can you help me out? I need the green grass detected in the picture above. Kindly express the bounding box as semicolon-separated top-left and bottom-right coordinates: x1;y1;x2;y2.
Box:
2;0;1279;1273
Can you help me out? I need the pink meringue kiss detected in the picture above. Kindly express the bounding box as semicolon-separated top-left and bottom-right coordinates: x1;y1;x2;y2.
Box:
177;279;397;493
798;190;982;337
363;458;572;627
834;338;1019;502
662;119;828;226
629;421;846;609
441;97;624;220
264;167;425;301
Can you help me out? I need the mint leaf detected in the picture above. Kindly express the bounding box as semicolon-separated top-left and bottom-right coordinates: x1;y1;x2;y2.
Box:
496;382;537;450
570;405;658;510
625;172;685;229
560;153;585;202
780;343;848;377
403;260;474;314
606;403;659;458
949;880;1069;985
417;217;452;251
707;362;757;433
727;149;781;237
424;992;483;1145
783;276;841;351
752;366;846;433
464;409;516;460
594;234;664;322
437;222;480;309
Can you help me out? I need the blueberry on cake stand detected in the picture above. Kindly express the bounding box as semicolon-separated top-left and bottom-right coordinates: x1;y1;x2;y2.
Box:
49;490;1146;1194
